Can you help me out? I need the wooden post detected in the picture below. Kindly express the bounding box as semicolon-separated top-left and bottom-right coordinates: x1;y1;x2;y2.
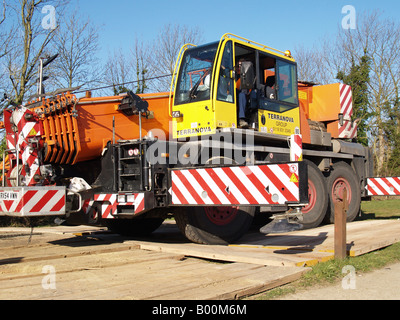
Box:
334;187;348;259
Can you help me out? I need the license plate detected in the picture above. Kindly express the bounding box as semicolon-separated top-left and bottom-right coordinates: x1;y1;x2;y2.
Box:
0;191;20;201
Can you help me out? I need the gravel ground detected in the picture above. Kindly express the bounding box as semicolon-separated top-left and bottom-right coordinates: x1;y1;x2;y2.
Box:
277;262;400;300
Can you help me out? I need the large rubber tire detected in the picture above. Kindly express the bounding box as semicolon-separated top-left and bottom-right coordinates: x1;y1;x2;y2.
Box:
301;160;329;229
325;162;361;223
174;206;255;245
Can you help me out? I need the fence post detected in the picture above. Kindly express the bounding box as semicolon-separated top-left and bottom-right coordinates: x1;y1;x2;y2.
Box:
334;187;348;259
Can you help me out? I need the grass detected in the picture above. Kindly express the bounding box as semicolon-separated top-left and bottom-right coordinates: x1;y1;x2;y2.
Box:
247;198;400;300
251;241;400;300
361;198;400;219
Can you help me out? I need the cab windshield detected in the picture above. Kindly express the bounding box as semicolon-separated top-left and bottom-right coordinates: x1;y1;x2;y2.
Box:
174;42;219;105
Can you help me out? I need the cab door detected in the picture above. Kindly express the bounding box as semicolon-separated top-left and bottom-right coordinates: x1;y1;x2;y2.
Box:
212;40;237;129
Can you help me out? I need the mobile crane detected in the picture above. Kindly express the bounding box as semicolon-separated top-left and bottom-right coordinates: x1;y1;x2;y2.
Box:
0;34;396;245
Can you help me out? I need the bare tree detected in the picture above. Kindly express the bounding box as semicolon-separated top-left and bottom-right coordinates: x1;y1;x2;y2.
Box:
3;0;65;104
150;23;204;92
102;44;151;96
294;11;400;176
0;0;13;60
100;23;203;95
101;39;152;96
50;12;101;90
294;44;333;84
335;12;400;176
0;1;4;25
0;1;14;99
103;49;135;95
130;38;153;94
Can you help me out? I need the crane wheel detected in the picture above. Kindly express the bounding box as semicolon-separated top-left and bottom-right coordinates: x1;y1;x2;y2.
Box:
324;161;361;223
174;206;255;245
301;160;329;229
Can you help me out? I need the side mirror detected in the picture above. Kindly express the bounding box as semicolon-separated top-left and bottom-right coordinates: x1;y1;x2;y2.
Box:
240;61;255;90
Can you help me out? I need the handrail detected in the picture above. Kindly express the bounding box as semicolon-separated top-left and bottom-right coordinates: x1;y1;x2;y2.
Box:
66;189;83;213
2;148;16;187
220;33;289;58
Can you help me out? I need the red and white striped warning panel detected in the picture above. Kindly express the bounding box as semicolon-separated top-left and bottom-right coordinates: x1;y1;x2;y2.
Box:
0;187;65;217
338;120;357;139
170;163;301;206
4;107;42;186
366;177;400;196
290;134;303;161
340;84;353;119
93;193;145;219
339;84;357;139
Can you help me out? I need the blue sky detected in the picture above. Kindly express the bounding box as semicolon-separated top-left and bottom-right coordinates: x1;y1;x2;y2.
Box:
74;0;398;62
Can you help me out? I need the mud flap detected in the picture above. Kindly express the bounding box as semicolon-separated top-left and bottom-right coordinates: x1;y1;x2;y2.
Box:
259;211;304;234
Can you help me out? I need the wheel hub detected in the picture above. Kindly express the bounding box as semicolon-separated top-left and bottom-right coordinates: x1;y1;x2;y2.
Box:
302;179;316;214
204;207;238;225
332;178;352;203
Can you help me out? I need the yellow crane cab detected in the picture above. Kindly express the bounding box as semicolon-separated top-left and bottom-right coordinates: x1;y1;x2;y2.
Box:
170;33;300;139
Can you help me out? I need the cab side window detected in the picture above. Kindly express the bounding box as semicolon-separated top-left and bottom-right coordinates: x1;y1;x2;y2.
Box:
259;53;277;100
217;41;234;103
259;54;298;105
276;60;298;105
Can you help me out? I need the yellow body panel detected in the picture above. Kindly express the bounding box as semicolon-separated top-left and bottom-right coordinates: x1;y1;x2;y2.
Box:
258;108;300;136
173;99;237;139
214;100;237;129
173;100;215;139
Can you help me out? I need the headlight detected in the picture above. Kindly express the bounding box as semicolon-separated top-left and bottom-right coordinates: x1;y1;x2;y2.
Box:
117;194;126;203
126;194;135;203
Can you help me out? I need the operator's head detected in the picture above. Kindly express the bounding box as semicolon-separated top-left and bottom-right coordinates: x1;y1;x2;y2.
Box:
236;58;244;74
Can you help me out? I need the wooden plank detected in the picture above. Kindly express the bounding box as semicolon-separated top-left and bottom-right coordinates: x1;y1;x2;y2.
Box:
241;220;398;248
0;254;203;299
143;264;309;300
48;262;308;300
0;252;309;300
118;263;266;300
137;241;332;267
0;250;183;281
237;220;400;258
1;219;399;300
346;224;400;256
0;226;107;236
41;259;207;300
0;242;140;266
240;231;332;248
